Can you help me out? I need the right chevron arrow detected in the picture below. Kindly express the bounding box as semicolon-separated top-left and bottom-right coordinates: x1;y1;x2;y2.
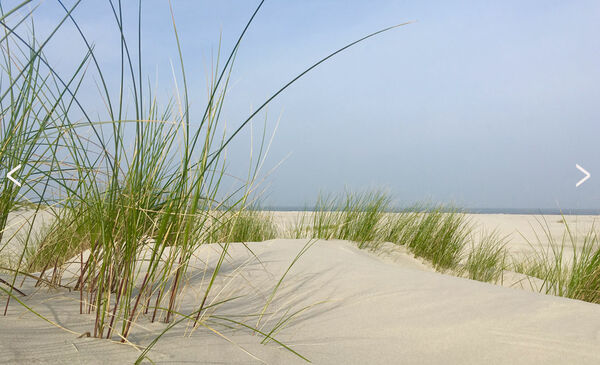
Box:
575;164;591;187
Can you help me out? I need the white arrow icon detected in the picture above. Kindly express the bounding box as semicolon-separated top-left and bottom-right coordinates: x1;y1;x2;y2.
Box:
576;164;590;187
7;165;21;187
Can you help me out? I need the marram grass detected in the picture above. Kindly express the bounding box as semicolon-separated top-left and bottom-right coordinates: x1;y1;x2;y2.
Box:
207;209;278;244
290;191;600;301
0;0;412;363
462;230;508;283
387;206;472;271
292;194;474;271
511;216;600;303
291;191;390;247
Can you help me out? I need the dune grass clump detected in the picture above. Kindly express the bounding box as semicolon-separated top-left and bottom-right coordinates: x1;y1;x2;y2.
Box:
293;194;473;271
291;191;390;248
338;192;390;248
208;209;278;243
0;0;290;342
512;217;600;303
384;210;421;244
385;207;472;271
292;195;340;240
386;210;507;281
462;230;508;283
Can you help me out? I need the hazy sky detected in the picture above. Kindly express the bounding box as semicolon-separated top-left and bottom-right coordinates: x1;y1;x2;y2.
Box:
15;0;600;209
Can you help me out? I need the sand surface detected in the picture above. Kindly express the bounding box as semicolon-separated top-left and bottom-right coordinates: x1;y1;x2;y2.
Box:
1;214;600;364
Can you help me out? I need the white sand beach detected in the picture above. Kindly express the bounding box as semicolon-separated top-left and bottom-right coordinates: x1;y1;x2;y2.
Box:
1;213;599;364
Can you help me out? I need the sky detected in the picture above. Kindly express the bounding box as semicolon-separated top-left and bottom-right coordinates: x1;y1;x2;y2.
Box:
8;0;600;210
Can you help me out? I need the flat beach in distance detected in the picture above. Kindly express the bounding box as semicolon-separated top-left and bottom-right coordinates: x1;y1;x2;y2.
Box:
2;211;600;364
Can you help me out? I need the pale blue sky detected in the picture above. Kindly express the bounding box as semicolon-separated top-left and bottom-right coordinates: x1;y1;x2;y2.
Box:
13;0;600;209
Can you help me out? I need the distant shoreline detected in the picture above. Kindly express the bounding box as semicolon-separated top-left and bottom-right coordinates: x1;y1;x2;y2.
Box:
261;207;600;215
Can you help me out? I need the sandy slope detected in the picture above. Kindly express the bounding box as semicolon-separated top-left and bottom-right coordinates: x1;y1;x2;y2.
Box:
0;209;53;261
2;238;600;364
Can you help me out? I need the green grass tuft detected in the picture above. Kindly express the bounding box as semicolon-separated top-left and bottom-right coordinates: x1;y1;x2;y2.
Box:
293;194;473;272
291;191;390;248
208;209;278;243
512;216;600;303
385;206;472;271
462;230;508;283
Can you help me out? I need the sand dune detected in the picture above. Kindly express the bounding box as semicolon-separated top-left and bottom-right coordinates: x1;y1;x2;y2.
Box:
2;236;600;364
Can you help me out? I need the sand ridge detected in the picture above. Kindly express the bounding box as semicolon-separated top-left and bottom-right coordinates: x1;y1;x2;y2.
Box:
2;237;600;364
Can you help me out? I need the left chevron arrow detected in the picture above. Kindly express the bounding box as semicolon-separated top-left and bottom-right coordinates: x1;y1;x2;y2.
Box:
7;165;21;187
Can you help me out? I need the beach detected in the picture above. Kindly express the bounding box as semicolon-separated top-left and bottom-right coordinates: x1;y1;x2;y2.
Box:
1;212;599;364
